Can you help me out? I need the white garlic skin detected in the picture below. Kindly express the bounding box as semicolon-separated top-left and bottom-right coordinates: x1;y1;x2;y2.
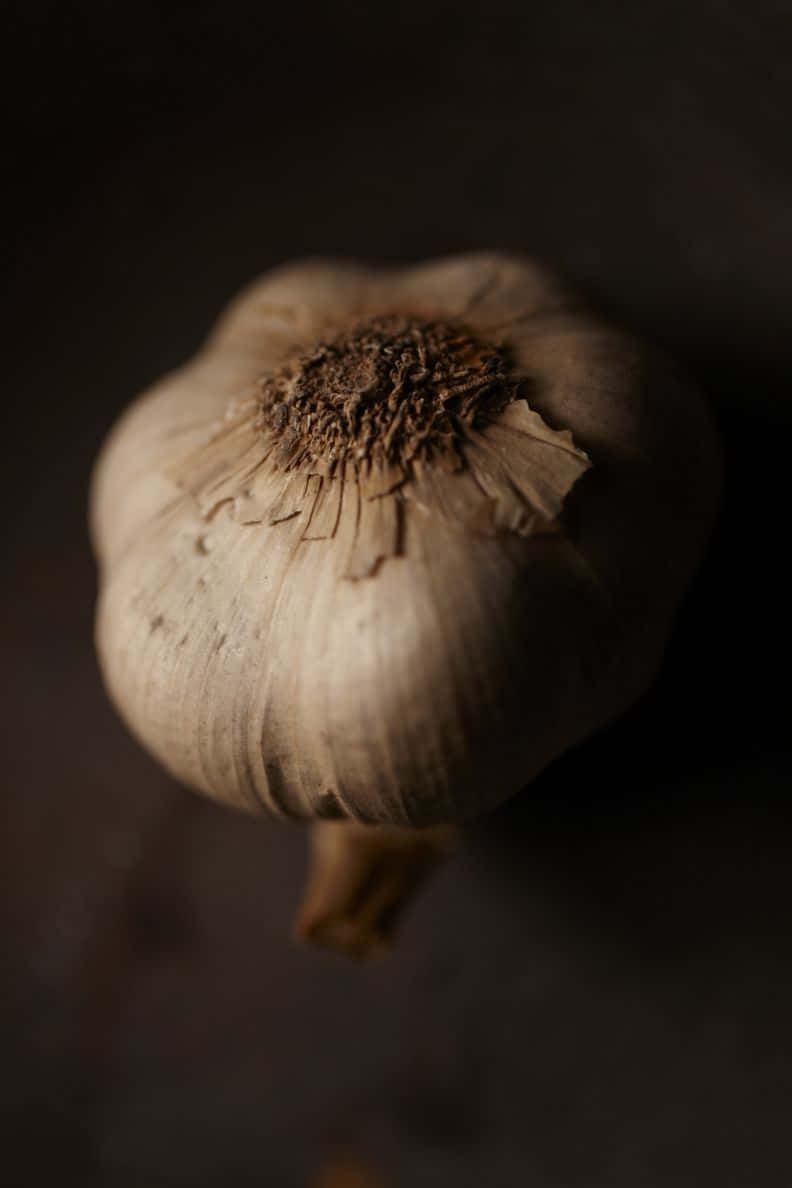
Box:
92;254;721;826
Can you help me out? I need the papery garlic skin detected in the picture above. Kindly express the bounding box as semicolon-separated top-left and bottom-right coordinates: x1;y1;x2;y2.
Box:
92;253;721;826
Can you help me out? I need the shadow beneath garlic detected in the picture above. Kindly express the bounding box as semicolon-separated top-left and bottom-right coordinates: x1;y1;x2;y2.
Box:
475;390;791;966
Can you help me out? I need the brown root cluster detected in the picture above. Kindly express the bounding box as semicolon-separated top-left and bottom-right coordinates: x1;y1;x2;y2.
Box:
256;316;522;480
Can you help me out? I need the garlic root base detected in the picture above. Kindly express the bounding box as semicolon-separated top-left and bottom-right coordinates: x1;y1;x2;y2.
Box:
294;820;458;958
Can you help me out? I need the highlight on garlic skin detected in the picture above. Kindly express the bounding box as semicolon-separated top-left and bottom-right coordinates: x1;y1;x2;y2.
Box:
91;252;722;954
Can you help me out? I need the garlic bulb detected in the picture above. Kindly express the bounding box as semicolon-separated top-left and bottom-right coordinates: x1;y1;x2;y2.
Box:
92;252;721;829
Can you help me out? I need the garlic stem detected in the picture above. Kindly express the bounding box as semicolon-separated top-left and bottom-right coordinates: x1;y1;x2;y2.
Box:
294;820;458;958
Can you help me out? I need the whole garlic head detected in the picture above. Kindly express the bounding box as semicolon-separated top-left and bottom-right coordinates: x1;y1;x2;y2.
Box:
91;253;721;827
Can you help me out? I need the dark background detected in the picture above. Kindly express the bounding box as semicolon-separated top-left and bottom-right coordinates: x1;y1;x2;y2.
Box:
2;3;791;1185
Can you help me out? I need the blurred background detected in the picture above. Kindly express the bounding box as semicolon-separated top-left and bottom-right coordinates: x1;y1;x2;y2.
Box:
2;2;791;1185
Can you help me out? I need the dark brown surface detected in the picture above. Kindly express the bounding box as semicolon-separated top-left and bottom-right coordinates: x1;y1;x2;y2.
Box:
3;3;792;1185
